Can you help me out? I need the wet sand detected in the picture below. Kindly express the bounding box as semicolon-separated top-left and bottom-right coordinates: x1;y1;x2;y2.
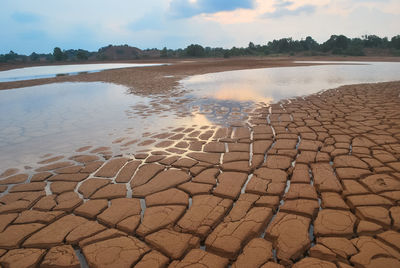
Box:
0;75;400;266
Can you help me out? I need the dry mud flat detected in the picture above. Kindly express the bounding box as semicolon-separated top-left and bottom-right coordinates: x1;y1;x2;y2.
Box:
0;81;400;267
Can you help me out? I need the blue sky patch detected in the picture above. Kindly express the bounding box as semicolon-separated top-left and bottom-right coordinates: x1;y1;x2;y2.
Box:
169;0;254;18
11;12;41;23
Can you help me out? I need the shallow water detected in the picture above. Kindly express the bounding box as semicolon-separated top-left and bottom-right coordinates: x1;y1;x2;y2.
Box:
0;81;244;171
181;61;400;103
0;63;165;82
0;83;138;167
1;61;399;172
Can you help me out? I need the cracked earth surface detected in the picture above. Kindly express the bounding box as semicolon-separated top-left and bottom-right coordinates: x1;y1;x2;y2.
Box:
0;81;400;267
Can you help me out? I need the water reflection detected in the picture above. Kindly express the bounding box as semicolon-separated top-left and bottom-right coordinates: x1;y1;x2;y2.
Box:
0;82;198;170
186;98;253;127
0;81;252;171
181;61;400;103
0;63;166;82
207;84;273;104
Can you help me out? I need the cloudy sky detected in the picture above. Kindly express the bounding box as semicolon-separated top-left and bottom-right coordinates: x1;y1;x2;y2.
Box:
1;0;399;54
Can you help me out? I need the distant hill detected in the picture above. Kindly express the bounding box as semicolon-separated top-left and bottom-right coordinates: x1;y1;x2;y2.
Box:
95;45;160;60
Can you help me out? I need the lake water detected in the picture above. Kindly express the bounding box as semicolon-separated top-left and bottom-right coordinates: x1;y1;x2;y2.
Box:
181;61;400;103
0;82;212;170
0;61;399;172
0;63;165;82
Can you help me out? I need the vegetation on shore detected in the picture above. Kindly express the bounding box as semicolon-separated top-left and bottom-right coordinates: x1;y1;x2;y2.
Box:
1;34;399;63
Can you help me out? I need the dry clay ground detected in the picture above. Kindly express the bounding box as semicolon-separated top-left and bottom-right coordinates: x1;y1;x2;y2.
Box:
0;81;400;267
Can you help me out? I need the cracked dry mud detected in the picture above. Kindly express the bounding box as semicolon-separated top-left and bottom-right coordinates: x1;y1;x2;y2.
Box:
1;81;400;267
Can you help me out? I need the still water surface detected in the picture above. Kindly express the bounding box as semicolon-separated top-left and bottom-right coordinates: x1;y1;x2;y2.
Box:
0;61;399;171
0;63;165;82
0;82;199;170
182;61;400;103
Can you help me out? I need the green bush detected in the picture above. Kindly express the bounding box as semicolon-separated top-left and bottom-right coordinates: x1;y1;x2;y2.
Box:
53;47;64;61
30;52;39;61
391;35;400;49
76;50;88;60
344;46;365;56
160;47;168;58
332;48;343;55
186;44;205;57
223;51;230;58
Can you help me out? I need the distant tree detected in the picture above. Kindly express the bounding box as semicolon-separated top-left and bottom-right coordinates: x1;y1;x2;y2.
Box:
321;35;349;52
362;35;383;48
268;38;297;53
245;42;258;55
53;47;64;61
96;54;108;60
204;47;212;57
248;42;255;50
302;36;319;50
160;47;168;57
229;46;244;56
4;51;18;61
76;50;88;60
345;38;365;56
29;52;40;61
213;47;226;57
186;44;205;57
175;48;185;57
335;35;349;49
382;37;390;48
345;45;365;56
45;54;54;61
223;50;230;58
391;35;400;49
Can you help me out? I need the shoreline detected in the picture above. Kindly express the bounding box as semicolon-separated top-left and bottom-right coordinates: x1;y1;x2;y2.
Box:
1;55;400;71
1;56;399;94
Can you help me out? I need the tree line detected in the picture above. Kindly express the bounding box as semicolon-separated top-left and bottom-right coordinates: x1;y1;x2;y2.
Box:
179;35;400;58
0;48;94;63
1;34;400;63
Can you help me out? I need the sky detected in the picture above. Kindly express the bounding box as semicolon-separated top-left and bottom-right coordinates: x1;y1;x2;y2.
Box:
1;0;399;54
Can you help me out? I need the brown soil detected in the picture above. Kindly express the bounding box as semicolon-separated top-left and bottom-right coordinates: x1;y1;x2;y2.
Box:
1;57;400;267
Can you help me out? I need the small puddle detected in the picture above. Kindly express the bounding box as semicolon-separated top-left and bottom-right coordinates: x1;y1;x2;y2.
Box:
74;248;89;268
241;174;253;194
188;197;193;209
140;199;146;221
308;224;315;246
